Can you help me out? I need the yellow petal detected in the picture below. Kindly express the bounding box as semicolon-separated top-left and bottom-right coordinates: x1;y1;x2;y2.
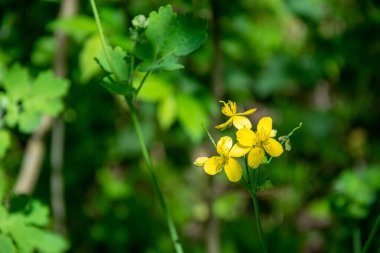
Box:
257;117;272;138
215;118;233;130
220;100;236;117
229;143;250;157
194;157;209;166
264;138;284;157
247;147;265;169
236;128;256;147
236;108;257;116
204;156;224;175
224;158;242;182
216;136;233;156
232;116;252;129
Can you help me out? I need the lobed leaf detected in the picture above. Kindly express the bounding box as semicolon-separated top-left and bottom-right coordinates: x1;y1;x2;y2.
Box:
135;5;207;72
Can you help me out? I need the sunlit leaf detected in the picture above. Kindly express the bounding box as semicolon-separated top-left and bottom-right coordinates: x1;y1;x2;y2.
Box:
48;15;97;42
80;35;102;83
97;45;130;82
157;95;177;130
135;74;173;102
3;64;30;101
177;94;208;142
0;234;16;253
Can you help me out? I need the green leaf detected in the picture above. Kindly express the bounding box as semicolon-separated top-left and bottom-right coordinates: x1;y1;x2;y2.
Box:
0;129;10;159
100;77;136;96
157;95;177;130
80;35;102;83
97;45;130;82
18;111;42;133
162;13;208;56
136;5;207;72
4;102;19;127
23;201;49;226
0;234;16;253
36;231;69;253
145;5;177;55
177;94;208;143
48;15;97;42
1;200;69;253
135;74;173;102
23;70;70;121
285;139;291;151
3;64;30;101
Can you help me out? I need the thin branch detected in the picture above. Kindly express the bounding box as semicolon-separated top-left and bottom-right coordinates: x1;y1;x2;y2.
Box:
13;117;53;194
51;0;78;235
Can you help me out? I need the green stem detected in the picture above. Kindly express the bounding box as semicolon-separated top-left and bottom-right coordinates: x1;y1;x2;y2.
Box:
245;157;267;253
89;0;120;83
90;1;184;252
268;122;302;163
136;71;151;96
126;99;184;253
362;212;380;253
202;124;217;149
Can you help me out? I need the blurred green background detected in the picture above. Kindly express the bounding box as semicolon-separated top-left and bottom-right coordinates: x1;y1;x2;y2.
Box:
1;0;380;252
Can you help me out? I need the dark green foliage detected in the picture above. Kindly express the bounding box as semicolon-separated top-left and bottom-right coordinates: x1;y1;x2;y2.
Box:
1;0;380;252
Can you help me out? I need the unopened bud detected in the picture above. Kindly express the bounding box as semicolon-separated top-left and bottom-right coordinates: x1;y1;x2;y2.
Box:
132;15;149;29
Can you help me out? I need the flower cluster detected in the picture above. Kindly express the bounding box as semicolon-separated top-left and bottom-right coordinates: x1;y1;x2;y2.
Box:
194;100;284;182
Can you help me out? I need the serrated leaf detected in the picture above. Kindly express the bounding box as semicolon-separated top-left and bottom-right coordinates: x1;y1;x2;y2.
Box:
136;5;207;72
7;217;38;253
18;111;41;133
177;94;208;142
23;201;49;226
80;35;102;83
100;77;136;96
285;139;291;151
162;13;208;56
3;64;30;101
145;5;177;55
157;95;177;130
32;71;69;99
1;200;69;253
0;129;11;159
97;45;130;82
0;234;16;253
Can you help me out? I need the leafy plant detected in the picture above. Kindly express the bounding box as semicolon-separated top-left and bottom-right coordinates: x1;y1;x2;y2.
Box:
0;197;68;253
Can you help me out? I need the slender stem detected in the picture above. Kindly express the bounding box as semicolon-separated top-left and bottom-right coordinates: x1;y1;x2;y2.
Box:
90;1;184;252
126;99;184;253
362;212;380;253
89;0;120;83
202;124;217;149
353;226;361;253
268;122;302;163
135;71;151;95
245;157;267;253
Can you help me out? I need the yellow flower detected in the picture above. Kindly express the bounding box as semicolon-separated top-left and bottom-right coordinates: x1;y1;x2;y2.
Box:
215;100;256;130
234;117;283;168
194;136;245;182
